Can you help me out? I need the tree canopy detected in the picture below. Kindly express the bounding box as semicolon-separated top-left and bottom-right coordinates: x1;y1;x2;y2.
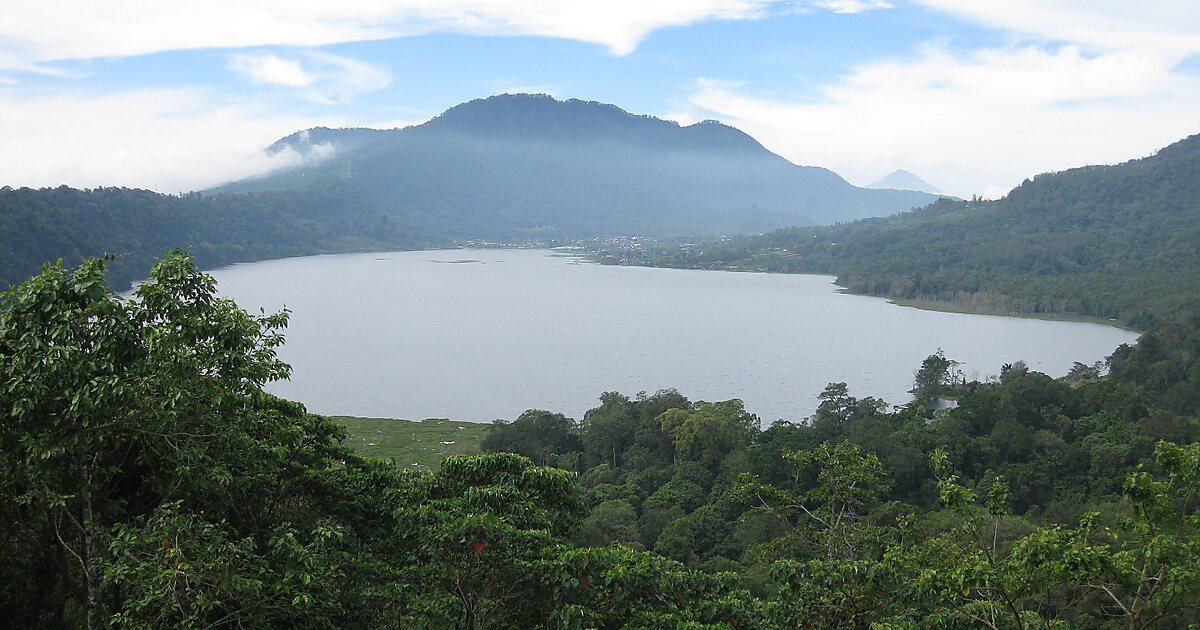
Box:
3;254;1199;628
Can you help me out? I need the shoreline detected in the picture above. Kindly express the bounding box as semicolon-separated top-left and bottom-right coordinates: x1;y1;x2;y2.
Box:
597;255;1144;334
881;296;1144;333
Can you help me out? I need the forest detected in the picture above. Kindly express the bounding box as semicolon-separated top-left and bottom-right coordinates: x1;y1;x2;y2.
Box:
2;253;1197;628
0;185;424;292
602;133;1200;330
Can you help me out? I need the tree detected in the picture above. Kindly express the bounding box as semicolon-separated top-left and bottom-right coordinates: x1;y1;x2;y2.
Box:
580;392;636;468
481;409;582;466
0;253;369;628
391;452;582;629
732;440;895;628
574;499;639;547
913;348;961;396
659;399;760;469
547;544;761;628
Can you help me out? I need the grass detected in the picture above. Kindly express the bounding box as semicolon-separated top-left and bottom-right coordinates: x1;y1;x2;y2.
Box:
332;416;490;470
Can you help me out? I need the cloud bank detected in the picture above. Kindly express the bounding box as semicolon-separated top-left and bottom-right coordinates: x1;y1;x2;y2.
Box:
0;0;843;65
0;88;351;192
682;2;1200;197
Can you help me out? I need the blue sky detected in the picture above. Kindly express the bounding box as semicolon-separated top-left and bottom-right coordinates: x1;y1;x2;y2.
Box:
1;1;1197;198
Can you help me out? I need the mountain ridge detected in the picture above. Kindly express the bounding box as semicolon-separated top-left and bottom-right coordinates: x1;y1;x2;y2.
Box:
217;94;940;237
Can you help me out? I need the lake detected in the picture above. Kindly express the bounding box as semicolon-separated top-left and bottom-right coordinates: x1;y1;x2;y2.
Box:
208;249;1140;423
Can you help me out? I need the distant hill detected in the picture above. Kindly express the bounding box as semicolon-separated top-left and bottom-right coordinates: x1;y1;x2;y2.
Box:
619;133;1200;329
219;94;940;238
867;169;942;194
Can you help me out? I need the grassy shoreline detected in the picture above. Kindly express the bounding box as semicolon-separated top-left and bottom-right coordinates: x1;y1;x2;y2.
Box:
332;416;489;470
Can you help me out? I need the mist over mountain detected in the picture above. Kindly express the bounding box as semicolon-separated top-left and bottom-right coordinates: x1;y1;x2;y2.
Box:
220;94;939;238
868;169;942;195
266;127;400;160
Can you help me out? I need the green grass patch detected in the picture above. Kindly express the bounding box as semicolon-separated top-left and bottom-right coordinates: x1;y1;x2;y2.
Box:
332;416;490;470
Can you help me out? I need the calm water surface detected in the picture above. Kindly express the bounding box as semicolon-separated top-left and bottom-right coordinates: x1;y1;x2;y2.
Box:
208;249;1139;423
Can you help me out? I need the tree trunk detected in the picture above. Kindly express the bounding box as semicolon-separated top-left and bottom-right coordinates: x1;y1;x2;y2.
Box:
79;453;99;630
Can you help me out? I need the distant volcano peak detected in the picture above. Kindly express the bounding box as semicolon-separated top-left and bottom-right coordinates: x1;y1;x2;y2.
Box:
868;169;942;195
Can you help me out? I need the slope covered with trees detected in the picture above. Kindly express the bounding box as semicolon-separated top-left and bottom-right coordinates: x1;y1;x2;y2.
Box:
612;133;1200;329
0;185;426;290
3;254;1198;628
217;94;939;237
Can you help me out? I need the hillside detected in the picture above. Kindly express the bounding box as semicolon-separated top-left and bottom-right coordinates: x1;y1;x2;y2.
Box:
609;133;1200;329
0;185;424;290
219;94;939;237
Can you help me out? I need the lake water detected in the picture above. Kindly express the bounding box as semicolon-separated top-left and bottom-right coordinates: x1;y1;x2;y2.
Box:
208;249;1140;424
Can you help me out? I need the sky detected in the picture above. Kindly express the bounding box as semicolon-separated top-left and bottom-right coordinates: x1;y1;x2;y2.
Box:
1;1;1197;199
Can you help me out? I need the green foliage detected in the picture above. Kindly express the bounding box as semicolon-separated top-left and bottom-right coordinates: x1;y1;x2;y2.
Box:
616;133;1200;328
3;253;1199;628
0;253;372;627
390;453;582;628
0;185;428;292
660;399;760;469
547;544;761;629
105;502;349;629
575;499;640;547
481;409;582;466
913;348;963;396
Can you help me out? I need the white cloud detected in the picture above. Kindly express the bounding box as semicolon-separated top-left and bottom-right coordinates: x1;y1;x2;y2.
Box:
684;43;1200;198
915;1;1200;58
0;0;799;66
229;53;315;87
0;87;354;192
304;52;392;104
667;1;1200;199
816;1;892;14
227;51;390;103
661;111;700;126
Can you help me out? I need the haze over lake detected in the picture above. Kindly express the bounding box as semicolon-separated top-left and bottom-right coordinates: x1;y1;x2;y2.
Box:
209;249;1139;423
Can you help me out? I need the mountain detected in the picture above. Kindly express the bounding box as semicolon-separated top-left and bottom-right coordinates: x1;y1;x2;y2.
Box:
266;127;399;159
218;94;940;238
617;133;1200;329
867;169;941;194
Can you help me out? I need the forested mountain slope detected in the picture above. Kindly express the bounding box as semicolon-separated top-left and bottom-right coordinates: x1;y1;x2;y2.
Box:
623;133;1200;329
218;94;939;237
0;185;424;290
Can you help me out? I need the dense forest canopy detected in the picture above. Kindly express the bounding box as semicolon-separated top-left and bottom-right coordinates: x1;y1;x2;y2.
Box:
0;185;424;291
604;133;1200;330
2;254;1198;628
